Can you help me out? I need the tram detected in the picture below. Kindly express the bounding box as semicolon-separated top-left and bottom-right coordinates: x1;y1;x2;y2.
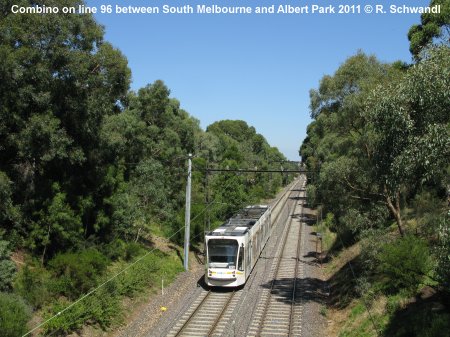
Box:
204;205;272;287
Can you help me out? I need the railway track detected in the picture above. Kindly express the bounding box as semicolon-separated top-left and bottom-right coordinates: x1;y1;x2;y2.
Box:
247;183;305;337
167;289;240;337
166;176;305;337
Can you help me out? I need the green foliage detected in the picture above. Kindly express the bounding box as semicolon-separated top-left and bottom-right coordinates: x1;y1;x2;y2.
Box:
378;235;432;293
43;249;183;334
0;0;287;257
43;282;122;334
300;51;402;235
204;120;289;228
301;47;449;236
436;216;450;295
368;47;450;192
0;0;130;254
358;229;390;277
0;292;31;337
14;264;51;309
301;14;450;337
0;1;291;334
0;240;16;291
0;171;21;233
49;249;109;299
306;184;317;207
384;303;450;337
407;0;450;59
30;183;82;258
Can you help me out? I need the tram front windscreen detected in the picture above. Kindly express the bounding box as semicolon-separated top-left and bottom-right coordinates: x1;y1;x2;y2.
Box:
207;239;238;268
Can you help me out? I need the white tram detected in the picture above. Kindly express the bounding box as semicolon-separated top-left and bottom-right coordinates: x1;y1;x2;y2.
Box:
205;205;272;287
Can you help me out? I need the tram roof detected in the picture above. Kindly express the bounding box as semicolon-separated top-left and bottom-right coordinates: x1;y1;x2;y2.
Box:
206;205;269;237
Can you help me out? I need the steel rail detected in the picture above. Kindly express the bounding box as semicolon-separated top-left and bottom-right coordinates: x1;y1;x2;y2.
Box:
207;290;236;337
173;177;304;337
173;290;211;337
289;199;303;336
255;181;303;336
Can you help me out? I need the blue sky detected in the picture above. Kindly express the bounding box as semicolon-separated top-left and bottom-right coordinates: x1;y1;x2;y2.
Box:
87;0;429;160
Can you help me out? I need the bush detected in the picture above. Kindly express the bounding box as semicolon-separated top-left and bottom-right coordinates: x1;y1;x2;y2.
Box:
306;184;317;207
378;235;432;293
103;239;127;260
384;305;450;337
0;292;31;337
359;228;390;276
42;282;122;334
49;248;109;299
0;240;16;291
102;239;143;261
43;249;183;334
14;264;52;309
436;217;450;295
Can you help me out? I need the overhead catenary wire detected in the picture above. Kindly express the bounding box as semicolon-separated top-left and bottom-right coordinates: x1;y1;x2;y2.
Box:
21;223;187;337
22;158;251;336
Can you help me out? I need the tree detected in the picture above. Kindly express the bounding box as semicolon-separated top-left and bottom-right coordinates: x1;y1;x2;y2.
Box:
408;0;450;60
300;52;402;232
367;47;450;235
0;0;131;253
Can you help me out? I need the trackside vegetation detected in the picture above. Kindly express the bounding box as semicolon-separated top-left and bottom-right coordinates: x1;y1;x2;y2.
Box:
300;2;450;335
0;0;295;335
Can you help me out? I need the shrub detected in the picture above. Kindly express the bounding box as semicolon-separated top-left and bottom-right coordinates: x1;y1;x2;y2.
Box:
0;240;16;291
359;228;391;276
306;184;317;207
14;264;52;309
42;282;122;335
42;297;88;334
378;235;432;293
49;248;109;299
435;217;450;295
0;292;31;337
384;306;450;337
103;239;127;260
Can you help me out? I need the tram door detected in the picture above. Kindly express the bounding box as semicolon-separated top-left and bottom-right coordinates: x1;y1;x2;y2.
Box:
248;240;252;273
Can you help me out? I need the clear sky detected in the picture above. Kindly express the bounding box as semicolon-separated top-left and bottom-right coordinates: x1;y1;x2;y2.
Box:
86;0;429;160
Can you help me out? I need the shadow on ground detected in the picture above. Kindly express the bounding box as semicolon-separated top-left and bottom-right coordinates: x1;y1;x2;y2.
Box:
382;290;450;337
259;276;328;305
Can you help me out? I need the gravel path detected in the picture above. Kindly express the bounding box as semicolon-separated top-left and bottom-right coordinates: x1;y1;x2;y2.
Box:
296;206;329;336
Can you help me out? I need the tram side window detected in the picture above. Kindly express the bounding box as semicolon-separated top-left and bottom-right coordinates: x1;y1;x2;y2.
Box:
238;246;244;271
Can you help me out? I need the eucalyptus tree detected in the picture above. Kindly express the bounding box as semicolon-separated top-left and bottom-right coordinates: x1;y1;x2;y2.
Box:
301;52;402;232
0;0;131;256
367;46;450;235
408;0;450;60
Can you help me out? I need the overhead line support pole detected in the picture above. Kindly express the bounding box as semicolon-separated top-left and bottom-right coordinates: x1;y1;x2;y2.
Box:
184;153;192;271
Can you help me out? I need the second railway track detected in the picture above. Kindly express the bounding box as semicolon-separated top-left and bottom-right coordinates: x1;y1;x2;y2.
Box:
247;180;305;337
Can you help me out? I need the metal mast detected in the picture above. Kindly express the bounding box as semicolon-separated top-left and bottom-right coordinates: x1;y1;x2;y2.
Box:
184;153;192;271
